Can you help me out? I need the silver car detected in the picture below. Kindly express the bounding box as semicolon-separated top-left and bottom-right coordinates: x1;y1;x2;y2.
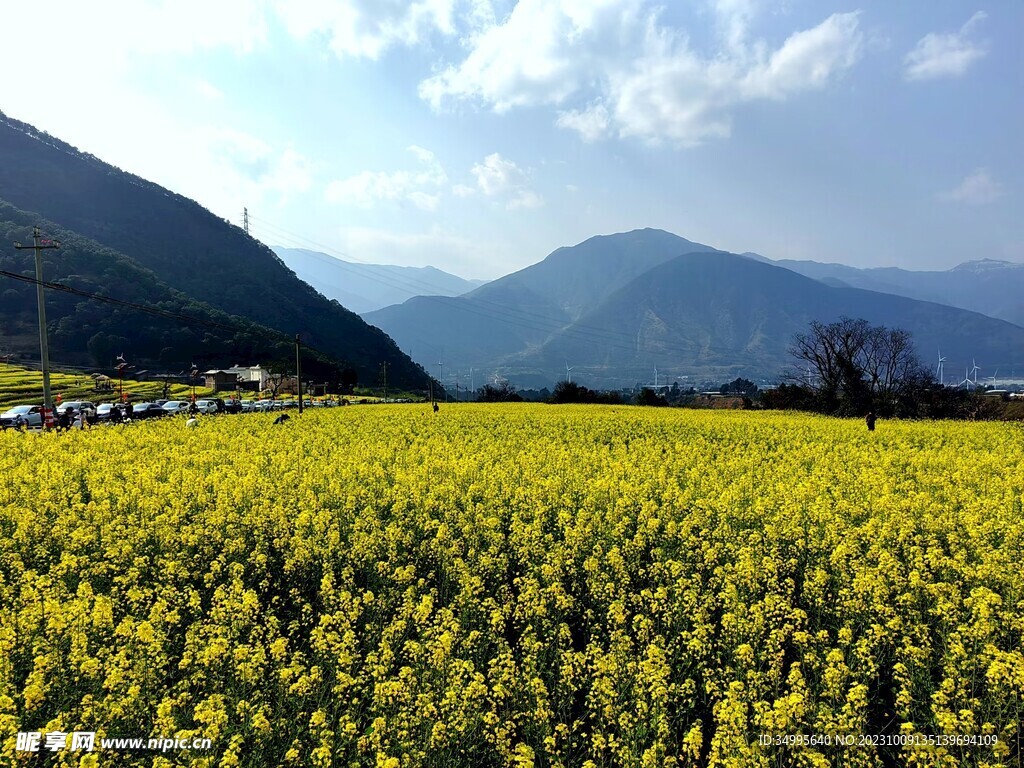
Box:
1;405;44;429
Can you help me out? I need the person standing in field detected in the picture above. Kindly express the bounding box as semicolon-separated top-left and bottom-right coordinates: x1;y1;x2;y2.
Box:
865;411;876;431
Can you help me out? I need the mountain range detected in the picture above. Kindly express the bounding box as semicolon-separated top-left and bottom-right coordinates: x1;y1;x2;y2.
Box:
0;110;429;389
753;256;1024;328
271;247;485;314
2;109;1020;392
365;230;1024;388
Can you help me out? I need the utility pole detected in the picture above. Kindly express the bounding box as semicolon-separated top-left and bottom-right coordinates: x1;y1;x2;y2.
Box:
243;207;249;235
295;335;303;415
437;362;445;402
381;361;388;403
116;354;129;402
14;227;60;430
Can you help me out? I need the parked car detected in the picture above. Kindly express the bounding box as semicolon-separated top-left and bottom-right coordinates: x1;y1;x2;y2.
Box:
58;400;97;422
131;402;165;419
95;403;119;422
254;399;274;412
194;399;219;415
240;399;255;413
162;401;191;416
222;398;243;414
1;405;43;429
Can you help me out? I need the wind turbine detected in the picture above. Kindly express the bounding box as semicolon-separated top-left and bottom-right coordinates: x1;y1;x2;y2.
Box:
565;362;574;384
960;368;973;390
971;360;980;386
936;349;946;385
989;369;999;387
654;366;659;388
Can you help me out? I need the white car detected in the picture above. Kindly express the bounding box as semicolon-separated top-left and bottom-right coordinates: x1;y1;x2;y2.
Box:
240;399;255;413
162;400;192;415
194;399;218;415
1;405;43;429
58;400;97;421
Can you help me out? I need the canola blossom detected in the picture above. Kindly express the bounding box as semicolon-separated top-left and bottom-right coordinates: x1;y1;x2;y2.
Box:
0;405;1022;767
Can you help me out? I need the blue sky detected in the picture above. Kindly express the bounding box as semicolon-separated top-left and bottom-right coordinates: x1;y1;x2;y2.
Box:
2;1;1020;279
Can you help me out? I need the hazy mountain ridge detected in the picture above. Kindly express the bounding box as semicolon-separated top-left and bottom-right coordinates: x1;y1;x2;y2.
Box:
362;229;719;378
272;246;485;314
366;230;1024;387
0;111;428;388
522;251;1024;382
766;256;1024;327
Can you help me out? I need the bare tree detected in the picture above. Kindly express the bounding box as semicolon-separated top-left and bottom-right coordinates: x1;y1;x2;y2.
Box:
789;317;928;414
263;359;291;398
861;326;929;407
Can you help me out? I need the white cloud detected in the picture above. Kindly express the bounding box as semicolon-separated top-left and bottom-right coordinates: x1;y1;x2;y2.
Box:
941;168;1002;205
203;128;313;208
341;225;506;277
555;104;610;142
326;145;447;210
273;0;460;59
904;12;987;81
468;153;543;209
419;1;862;145
196;80;226;102
419;0;643;112
2;0;270;58
739;14;864;100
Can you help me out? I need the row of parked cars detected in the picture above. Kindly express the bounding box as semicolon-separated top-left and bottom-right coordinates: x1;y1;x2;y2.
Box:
0;397;342;429
1;398;235;428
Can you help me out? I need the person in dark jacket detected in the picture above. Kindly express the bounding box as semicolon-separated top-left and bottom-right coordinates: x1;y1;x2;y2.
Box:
865;411;876;431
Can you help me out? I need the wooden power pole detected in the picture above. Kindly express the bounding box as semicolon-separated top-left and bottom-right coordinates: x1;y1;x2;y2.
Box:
14;227;60;429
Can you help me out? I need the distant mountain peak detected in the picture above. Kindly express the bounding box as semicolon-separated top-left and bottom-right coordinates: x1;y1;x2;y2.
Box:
951;258;1020;272
946;260;1019;272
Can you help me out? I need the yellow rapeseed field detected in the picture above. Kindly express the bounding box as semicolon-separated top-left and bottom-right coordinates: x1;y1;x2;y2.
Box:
1;405;1021;767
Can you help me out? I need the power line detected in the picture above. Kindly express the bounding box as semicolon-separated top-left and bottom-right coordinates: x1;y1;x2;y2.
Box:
0;268;254;334
0;267;433;385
